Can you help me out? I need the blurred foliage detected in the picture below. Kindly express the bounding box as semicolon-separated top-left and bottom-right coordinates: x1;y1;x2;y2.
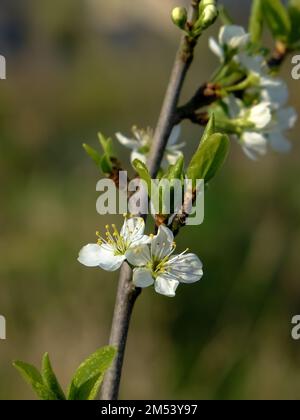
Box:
0;0;300;400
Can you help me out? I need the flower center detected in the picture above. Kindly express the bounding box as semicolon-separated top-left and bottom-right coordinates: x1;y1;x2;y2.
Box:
96;224;129;255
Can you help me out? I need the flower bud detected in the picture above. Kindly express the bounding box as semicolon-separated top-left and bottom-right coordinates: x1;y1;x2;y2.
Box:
201;5;219;28
171;7;188;30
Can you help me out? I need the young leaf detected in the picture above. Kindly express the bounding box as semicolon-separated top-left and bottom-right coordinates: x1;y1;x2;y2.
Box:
187;133;230;184
288;0;300;47
163;155;184;182
67;346;117;401
132;159;152;192
262;0;291;42
201;114;216;144
249;0;264;44
13;361;58;400
98;133;113;157
42;353;66;401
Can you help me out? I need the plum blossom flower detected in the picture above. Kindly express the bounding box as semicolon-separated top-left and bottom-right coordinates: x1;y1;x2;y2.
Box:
237;53;289;110
126;225;203;297
209;25;250;62
227;96;297;159
78;217;150;272
116;125;185;166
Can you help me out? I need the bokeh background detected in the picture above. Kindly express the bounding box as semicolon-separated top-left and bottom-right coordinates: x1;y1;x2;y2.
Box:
1;0;300;400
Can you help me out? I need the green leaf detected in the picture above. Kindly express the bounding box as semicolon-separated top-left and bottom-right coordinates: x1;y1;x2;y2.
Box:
262;0;291;42
201;114;216;144
41;353;66;400
132;159;152;192
68;346;117;400
98;133;113;156
83;143;102;170
249;0;264;44
100;154;113;174
288;0;300;46
164;155;184;182
187;133;230;184
13;361;58;400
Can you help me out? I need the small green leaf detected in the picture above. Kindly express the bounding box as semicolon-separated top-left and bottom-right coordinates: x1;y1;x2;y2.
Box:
164;155;184;182
249;0;264;44
13;361;58;400
262;0;291;42
201;114;216;144
288;0;300;46
42;353;66;401
132;159;152;192
98;133;113;156
83;143;102;169
100;154;113;174
187;133;230;184
68;346;117;400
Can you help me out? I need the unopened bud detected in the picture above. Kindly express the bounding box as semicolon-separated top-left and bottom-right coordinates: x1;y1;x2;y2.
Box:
171;7;188;30
197;4;219;31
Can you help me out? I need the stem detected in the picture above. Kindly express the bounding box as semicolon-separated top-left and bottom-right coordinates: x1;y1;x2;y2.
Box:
100;0;202;400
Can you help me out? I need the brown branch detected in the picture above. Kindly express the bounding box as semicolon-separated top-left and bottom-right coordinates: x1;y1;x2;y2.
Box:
100;0;202;401
173;83;221;125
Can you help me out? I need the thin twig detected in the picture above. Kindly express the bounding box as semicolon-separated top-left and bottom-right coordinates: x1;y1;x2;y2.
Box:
100;0;202;401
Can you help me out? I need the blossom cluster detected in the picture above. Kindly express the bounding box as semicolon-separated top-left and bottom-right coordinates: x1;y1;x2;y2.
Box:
210;25;298;160
78;217;203;298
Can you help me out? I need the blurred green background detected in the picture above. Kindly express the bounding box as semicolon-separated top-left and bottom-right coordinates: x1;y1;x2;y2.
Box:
1;0;300;400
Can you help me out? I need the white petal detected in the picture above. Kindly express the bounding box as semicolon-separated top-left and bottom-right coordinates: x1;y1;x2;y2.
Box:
167;125;181;146
260;78;289;108
276;107;298;131
99;250;126;271
241;132;267;160
219;25;250;50
116;132;138;150
268;132;292;153
126;244;151;267
131;150;147;164
248;102;272;129
78;244;125;271
168;253;203;284
121;217;145;243
155;275;179;297
209;37;224;60
165;150;184;165
151;225;174;260
78;244;104;267
227;95;244;118
133;268;154;288
238;53;265;76
131;235;151;247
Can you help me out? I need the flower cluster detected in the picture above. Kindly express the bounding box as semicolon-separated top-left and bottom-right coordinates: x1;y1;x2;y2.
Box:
210;25;298;160
78;217;203;298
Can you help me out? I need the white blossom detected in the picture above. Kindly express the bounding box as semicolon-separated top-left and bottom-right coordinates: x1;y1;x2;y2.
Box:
116;125;185;167
209;25;250;61
126;225;203;297
78;217;150;272
227;96;297;159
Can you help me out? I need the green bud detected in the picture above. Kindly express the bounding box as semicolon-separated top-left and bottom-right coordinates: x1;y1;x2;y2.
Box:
200;5;219;30
171;6;188;30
